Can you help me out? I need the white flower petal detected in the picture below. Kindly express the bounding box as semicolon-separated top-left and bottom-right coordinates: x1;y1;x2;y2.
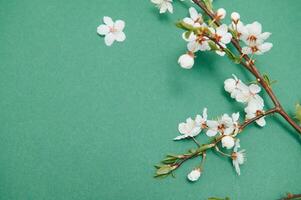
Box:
183;17;194;26
256;117;266;127
189;7;199;21
249;84;261;94
104;33;115;46
103;16;114;26
114;20;125;31
258;42;273;53
174;135;188;140
114;31;126;42
97;25;109;35
206;129;217;137
178;122;187;134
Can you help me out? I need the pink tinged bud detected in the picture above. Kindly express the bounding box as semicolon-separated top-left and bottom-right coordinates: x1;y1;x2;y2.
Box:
187;168;201;182
178;53;194;69
216;8;226;20
221;136;235;149
231;12;240;23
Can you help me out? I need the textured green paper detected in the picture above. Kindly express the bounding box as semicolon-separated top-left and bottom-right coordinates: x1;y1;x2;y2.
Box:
0;0;300;199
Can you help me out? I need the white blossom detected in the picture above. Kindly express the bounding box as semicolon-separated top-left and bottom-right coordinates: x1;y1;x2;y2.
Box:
178;53;194;69
187;168;201;182
241;21;273;55
230;21;247;40
195;108;208;129
224;75;266;127
185;32;211;52
232;139;246;175
174;117;201;140
174;108;208;140
183;7;204;28
245;99;266;127
209;24;232;56
151;0;173;14
97;16;126;46
206;113;235;137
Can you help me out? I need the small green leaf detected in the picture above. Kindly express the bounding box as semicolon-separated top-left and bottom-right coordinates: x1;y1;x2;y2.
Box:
208;41;219;51
202;0;213;11
156;165;173;175
184;31;192;40
262;73;277;87
295;103;301;125
224;48;240;63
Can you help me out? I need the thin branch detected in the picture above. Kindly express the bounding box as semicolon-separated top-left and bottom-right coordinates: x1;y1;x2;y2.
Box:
280;193;301;200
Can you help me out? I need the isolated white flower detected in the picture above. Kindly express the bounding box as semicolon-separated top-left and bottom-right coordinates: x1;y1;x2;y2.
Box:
232;139;246;175
209;24;232;56
221;135;235;149
241;21;273;55
151;0;173;14
174;117;201;140
187;168;201;182
97;16;126;46
245;99;266;127
178;53;194;69
183;7;204;28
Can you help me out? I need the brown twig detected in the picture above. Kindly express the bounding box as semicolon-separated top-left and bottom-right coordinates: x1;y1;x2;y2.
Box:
192;0;301;134
280;193;301;200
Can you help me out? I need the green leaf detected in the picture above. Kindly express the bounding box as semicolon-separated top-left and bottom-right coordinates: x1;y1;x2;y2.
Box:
202;0;213;11
295;103;301;125
208;41;219;51
223;48;241;63
156;165;174;175
262;73;277;87
183;31;192;40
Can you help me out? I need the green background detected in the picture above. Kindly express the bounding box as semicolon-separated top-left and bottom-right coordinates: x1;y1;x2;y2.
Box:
0;0;300;199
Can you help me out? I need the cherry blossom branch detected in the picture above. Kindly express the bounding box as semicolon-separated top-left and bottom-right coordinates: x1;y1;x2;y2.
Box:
192;0;301;134
155;108;278;176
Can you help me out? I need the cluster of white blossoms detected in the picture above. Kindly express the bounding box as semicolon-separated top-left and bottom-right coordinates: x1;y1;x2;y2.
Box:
97;16;126;46
175;108;240;149
174;107;246;181
229;12;273;55
177;8;273;69
224;74;266;127
178;7;231;69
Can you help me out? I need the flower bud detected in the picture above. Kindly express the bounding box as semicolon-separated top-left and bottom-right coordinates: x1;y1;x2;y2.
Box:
221;136;235;149
216;8;226;20
178;53;194;69
187;168;201;182
231;12;240;23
